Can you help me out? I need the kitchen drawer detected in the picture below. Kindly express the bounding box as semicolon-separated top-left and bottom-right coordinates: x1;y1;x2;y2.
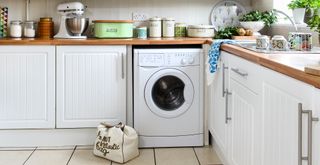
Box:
228;53;262;94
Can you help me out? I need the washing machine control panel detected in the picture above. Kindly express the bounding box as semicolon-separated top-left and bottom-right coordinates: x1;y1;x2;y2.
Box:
139;51;200;67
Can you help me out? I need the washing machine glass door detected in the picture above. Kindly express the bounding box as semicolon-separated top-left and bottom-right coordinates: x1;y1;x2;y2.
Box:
144;68;194;118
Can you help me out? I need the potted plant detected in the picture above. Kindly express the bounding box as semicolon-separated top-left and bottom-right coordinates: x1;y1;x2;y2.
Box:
307;10;320;42
239;10;277;35
288;0;309;24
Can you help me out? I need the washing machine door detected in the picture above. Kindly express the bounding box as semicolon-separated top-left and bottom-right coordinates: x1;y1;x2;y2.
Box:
144;68;194;118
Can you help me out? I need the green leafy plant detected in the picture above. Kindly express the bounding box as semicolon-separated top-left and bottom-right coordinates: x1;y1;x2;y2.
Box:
307;13;320;32
214;27;239;39
288;0;309;9
239;10;277;27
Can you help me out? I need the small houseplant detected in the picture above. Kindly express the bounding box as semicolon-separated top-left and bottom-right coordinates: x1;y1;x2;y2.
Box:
239;10;277;35
288;0;319;23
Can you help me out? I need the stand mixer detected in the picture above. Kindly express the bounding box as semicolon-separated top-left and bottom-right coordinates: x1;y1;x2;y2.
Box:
54;2;89;39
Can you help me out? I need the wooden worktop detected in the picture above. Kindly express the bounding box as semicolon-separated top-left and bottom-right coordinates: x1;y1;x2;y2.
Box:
0;37;212;45
0;37;319;88
221;44;320;89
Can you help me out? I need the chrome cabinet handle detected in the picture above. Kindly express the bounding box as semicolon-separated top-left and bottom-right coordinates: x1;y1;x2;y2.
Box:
231;68;248;77
121;53;125;79
225;89;232;124
298;103;319;165
222;63;228;97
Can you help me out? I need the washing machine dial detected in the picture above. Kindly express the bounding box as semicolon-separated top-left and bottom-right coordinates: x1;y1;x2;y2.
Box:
180;58;187;65
188;57;195;64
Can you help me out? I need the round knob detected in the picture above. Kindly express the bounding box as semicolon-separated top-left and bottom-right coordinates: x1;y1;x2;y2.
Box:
181;59;187;65
188;57;195;64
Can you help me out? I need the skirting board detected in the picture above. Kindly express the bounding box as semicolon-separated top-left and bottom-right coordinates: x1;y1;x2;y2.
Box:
0;129;97;147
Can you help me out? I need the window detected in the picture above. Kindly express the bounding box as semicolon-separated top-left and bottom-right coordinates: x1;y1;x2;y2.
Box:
273;0;293;17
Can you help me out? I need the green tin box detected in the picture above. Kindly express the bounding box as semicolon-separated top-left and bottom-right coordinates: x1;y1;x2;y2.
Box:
93;20;134;38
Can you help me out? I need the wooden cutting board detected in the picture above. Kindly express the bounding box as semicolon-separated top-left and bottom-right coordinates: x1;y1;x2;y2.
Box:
305;65;320;76
232;36;257;40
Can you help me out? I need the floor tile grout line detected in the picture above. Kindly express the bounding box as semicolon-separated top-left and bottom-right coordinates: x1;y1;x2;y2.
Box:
22;147;37;165
193;147;201;165
66;146;77;165
153;148;157;165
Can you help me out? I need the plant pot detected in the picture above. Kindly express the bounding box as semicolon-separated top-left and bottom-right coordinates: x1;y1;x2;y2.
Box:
292;8;306;24
304;8;314;23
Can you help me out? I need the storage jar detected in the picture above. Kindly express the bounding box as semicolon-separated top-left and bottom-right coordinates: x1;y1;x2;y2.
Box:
37;17;54;38
162;17;175;38
135;26;147;39
174;23;187;37
187;25;215;38
24;21;36;38
149;17;162;38
10;20;22;38
93;20;134;38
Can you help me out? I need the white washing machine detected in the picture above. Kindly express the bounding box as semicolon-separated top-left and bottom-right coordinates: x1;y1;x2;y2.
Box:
133;47;204;147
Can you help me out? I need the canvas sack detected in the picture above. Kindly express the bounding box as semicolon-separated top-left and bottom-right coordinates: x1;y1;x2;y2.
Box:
93;122;139;163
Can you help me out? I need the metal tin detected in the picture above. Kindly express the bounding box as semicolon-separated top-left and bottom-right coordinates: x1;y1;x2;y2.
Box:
174;23;187;37
162;17;175;38
149;17;162;38
288;32;312;51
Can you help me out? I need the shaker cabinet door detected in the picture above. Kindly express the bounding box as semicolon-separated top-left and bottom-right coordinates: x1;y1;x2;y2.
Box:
57;46;127;128
0;46;55;129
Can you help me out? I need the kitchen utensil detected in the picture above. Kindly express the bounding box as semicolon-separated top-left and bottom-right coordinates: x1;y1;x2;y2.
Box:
175;23;187;37
66;18;89;36
93;20;133;38
149;17;162;38
37;17;54;38
54;2;88;39
271;35;288;51
187;25;215;38
305;65;320;76
256;35;270;49
162;17;175;38
210;0;246;30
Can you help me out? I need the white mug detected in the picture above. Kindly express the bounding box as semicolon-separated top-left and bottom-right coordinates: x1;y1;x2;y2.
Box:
256;35;270;49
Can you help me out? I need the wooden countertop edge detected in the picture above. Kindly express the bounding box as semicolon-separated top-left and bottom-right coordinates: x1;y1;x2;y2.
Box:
0;38;213;45
221;44;320;89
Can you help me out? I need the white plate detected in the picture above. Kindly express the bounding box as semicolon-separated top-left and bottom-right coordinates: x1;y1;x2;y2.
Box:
210;0;247;30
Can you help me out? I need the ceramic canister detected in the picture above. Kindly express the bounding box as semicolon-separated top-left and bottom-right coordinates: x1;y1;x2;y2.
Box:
271;35;288;51
162;17;175;38
288;32;312;51
136;26;147;39
256;35;270;49
149;17;162;38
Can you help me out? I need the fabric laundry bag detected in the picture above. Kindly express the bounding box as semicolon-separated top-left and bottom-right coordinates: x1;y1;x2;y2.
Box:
93;122;139;163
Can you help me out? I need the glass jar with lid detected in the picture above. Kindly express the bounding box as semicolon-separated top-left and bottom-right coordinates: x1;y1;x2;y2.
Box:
24;21;36;38
10;20;22;38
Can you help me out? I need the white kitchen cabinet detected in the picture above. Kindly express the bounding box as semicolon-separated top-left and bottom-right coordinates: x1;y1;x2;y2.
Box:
0;46;55;129
313;89;320;165
261;66;315;165
227;78;260;165
57;46;127;128
209;53;229;155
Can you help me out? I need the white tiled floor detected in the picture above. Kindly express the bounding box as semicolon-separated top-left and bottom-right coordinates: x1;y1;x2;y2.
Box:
0;146;222;165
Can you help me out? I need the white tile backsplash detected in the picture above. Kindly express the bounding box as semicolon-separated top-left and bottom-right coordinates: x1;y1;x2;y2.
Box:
0;0;250;30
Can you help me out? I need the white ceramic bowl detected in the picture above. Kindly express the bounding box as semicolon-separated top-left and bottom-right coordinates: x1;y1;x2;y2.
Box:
239;21;265;33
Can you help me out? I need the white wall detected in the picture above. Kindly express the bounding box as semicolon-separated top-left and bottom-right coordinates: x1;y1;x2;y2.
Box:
0;0;250;29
